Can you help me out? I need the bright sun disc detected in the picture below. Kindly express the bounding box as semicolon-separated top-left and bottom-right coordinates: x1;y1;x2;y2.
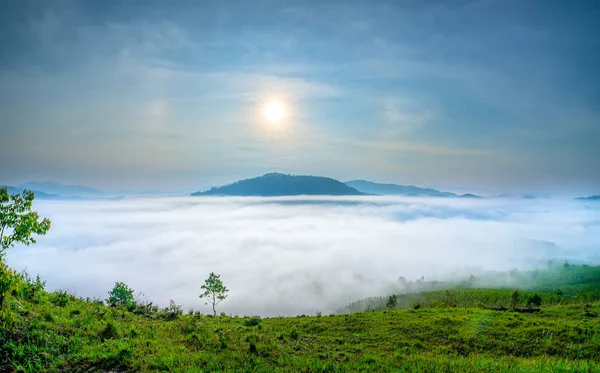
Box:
264;101;286;123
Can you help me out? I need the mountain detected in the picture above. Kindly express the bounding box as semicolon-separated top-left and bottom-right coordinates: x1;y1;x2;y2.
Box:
575;195;600;201
497;193;538;199
16;181;103;196
459;193;483;199
345;180;457;197
192;173;366;196
2;185;59;199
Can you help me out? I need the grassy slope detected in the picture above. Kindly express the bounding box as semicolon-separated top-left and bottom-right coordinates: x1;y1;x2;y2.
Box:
2;265;600;372
339;264;600;313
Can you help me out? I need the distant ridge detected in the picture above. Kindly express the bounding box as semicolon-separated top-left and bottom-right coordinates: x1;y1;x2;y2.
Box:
459;193;483;199
343;179;485;198
497;193;539;199
2;185;59;199
345;180;455;197
575;195;600;201
192;173;366;196
16;181;103;196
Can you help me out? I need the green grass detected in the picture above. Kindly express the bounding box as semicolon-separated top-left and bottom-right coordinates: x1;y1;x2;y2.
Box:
2;265;600;372
339;263;600;313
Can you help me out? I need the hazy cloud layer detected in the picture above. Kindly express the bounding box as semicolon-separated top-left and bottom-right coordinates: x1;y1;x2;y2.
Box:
7;196;600;316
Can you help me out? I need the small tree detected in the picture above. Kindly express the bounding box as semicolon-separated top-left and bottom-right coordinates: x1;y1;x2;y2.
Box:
200;272;228;316
386;294;398;309
526;293;542;307
107;281;135;308
510;290;521;309
1;188;51;258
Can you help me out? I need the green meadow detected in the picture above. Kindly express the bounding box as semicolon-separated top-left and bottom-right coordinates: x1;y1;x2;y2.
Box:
2;264;599;372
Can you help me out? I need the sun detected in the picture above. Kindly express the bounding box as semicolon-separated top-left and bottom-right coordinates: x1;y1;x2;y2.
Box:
264;101;286;123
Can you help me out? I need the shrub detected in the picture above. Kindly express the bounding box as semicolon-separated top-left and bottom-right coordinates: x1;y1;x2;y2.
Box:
99;321;120;341
132;292;158;316
163;299;183;321
510;290;521;309
17;270;45;300
243;316;262;327
413;300;424;310
218;332;228;349
0;260;17;311
443;290;458;308
526;293;542;307
43;311;54;322
386;294;398;309
248;340;258;354
289;328;299;341
53;290;70;307
107;282;136;308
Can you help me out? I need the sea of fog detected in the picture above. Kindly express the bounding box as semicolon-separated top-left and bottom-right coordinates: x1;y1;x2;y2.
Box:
6;196;600;316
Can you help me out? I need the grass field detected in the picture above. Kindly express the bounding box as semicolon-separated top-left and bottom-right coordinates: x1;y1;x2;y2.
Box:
1;264;600;372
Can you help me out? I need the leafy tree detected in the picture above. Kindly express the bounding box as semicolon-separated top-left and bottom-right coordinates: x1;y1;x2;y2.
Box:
107;281;135;308
0;188;51;258
386;294;398;309
200;272;229;316
1;188;50;312
526;293;542;307
510;290;521;309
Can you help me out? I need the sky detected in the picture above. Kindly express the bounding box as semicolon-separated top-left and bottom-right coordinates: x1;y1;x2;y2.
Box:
7;196;600;316
1;0;599;194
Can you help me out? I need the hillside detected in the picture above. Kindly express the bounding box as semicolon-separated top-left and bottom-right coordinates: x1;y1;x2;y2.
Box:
193;173;365;196
1;265;599;372
345;180;456;197
2;185;58;199
16;181;104;196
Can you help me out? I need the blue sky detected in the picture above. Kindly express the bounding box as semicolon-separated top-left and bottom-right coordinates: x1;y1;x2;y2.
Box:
1;0;598;194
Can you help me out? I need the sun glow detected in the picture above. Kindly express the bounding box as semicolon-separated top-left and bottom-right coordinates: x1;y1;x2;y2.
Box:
264;101;286;123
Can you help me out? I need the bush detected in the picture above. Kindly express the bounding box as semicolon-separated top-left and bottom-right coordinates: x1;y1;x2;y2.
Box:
99;321;120;341
0;260;17;311
163;299;183;321
243;316;262;327
107;282;136;309
510;290;521;309
132;292;158;316
413;300;424;310
53;290;70;307
386;294;398;309
289;328;299;340
526;293;542;307
17;270;45;300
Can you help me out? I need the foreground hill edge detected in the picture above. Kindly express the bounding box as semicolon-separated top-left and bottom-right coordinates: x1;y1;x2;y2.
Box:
1;264;599;372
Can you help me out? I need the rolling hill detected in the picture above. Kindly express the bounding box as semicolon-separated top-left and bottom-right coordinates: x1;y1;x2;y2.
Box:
192;173;366;196
2;185;59;199
344;180;477;197
16;181;104;196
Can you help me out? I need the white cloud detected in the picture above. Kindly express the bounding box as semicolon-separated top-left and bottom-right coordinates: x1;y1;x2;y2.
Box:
6;196;600;317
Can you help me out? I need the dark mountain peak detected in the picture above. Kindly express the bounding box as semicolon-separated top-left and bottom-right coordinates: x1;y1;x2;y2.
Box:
192;173;365;197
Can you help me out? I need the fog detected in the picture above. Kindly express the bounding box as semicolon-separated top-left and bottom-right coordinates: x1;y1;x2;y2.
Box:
6;196;600;316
